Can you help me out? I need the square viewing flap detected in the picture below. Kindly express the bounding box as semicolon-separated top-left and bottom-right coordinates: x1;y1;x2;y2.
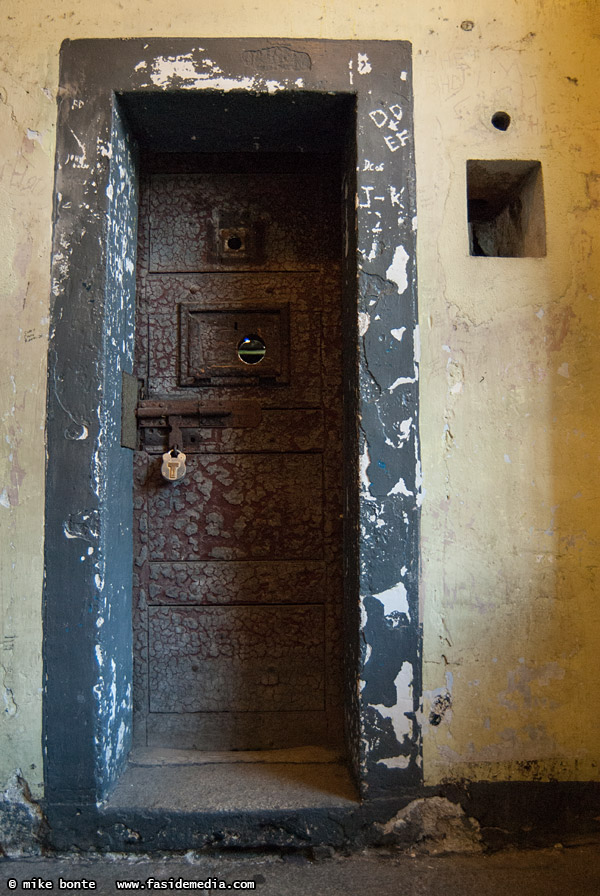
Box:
467;159;546;257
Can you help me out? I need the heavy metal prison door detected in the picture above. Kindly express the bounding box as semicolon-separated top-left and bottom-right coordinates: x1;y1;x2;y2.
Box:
132;155;345;751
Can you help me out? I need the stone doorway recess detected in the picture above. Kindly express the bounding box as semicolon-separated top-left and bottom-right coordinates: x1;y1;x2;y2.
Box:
43;38;421;851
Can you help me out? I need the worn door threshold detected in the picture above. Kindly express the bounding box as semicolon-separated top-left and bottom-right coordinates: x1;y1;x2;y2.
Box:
46;747;365;852
106;747;359;813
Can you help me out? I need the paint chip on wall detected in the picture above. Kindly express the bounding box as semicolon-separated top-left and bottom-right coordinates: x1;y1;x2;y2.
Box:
373;582;410;618
386;245;409;294
371;662;414;741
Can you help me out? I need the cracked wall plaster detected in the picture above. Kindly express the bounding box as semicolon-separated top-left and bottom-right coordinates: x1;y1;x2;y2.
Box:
0;770;46;857
377;796;483;855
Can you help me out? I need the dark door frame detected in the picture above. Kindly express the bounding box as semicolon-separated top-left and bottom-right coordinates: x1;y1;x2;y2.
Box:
43;38;421;838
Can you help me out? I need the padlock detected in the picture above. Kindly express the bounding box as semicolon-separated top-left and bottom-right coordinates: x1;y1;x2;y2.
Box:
161;448;187;483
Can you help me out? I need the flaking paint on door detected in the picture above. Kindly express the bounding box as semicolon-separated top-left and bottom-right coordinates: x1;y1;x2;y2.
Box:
132;153;345;751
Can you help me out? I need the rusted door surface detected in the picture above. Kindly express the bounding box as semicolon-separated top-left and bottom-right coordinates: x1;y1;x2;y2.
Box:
133;155;344;751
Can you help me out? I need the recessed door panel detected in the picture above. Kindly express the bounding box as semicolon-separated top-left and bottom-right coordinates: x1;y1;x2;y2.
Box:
145;454;324;561
148;605;325;713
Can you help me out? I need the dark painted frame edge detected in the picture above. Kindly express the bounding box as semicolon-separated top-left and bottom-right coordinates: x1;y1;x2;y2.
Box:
43;36;421;813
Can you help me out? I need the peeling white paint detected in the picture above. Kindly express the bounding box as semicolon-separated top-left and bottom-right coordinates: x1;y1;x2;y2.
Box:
399;417;413;442
97;139;112;159
386;245;409;294
148;54;206;86
360;597;368;630
378;755;410;769
389;372;418;392
391;327;406;342
0;489;10;509
360;443;376;503
92;418;104;500
415;460;424;507
372;663;413;741
388;477;414;497
264;79;285;94
116;719;127;758
366;240;380;262
110;660;117;722
145;55;277;94
373;582;409;618
358;311;371;337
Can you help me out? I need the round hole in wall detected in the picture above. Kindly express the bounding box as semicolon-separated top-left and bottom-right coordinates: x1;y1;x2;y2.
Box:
227;235;243;251
491;111;511;131
237;335;266;365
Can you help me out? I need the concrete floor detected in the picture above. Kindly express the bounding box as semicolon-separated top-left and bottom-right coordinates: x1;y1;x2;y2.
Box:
2;841;600;896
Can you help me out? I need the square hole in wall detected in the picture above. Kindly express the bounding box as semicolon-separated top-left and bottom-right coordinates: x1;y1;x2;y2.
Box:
467;159;546;257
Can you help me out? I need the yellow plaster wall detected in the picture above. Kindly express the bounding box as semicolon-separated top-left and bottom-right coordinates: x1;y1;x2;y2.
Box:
1;0;598;796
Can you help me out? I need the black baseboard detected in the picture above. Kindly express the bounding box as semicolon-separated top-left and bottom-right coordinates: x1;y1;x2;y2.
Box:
439;781;600;850
41;782;600;853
